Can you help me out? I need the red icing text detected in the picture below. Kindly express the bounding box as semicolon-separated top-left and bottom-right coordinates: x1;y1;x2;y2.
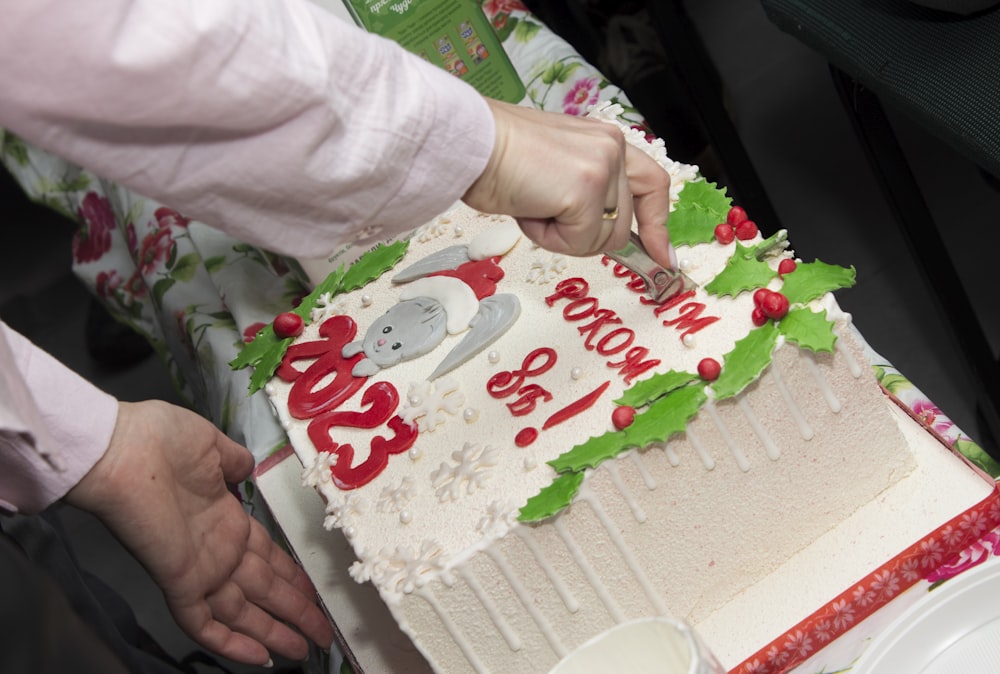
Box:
279;314;416;490
544;278;660;384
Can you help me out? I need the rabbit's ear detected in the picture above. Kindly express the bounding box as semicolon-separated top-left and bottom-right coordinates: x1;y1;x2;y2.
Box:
392;244;471;283
428;293;520;381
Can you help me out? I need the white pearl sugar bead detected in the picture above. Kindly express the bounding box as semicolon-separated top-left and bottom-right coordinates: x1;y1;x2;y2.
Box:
408;447;422;461
570;367;583;381
488;350;500;364
463;408;479;423
682;334;696;348
361;294;373;307
343;526;356;539
454;225;464;237
408;394;422;406
679;258;693;271
399;510;413;525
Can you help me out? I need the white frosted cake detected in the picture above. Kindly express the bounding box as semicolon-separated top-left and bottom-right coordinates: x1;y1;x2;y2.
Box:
234;105;921;673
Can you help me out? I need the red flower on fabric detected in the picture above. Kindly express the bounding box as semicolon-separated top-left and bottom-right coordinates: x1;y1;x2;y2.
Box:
72;192;116;264
912;399;955;437
243;321;267;344
136;226;175;275
95;269;125;299
123;271;148;299
563;77;600;116
154;206;191;230
482;0;527;19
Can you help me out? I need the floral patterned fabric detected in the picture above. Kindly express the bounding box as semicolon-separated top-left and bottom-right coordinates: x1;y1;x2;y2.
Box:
2;3;998;673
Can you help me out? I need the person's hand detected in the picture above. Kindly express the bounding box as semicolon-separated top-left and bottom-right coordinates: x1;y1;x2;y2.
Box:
462;98;674;269
66;400;334;666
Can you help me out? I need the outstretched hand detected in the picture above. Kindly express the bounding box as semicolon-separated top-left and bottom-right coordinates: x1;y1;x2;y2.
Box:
66;400;333;666
462;98;674;269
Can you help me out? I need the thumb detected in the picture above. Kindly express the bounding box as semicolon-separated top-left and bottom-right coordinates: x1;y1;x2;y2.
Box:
214;430;255;484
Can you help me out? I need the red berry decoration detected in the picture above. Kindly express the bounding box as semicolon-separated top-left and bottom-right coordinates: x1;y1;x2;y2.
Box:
751;307;769;327
273;311;304;338
753;287;771;308
698;358;722;381
778;258;797;276
714;223;735;244
612;405;636;430
726;205;748;226
760;291;790;320
735;219;758;240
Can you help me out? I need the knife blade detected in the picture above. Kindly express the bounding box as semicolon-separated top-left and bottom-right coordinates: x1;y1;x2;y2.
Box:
605;231;696;303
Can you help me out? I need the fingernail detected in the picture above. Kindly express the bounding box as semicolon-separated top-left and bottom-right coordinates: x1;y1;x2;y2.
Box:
668;241;679;269
264;658;273;668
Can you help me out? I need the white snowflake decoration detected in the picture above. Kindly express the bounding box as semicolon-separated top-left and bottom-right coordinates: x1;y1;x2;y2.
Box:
430;442;499;502
349;540;452;594
476;499;519;537
377;476;416;513
414;216;451;242
527;252;568;284
302;451;337;488
310;293;350;323
323;493;366;531
399;378;465;432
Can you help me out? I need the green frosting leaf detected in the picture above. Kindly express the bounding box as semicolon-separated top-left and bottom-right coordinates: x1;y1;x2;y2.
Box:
518;471;585;522
616;369;698;408
230;241;409;394
667;179;732;247
712;322;780;400
778;307;837;353
550;384;706;474
340;240;408;293
704;242;779;297
780;260;856;305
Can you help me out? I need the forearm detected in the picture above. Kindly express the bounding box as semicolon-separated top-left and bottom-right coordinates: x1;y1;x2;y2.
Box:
0;322;119;514
0;0;494;258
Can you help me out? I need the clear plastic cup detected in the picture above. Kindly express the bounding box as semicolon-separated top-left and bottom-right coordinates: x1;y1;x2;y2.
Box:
549;617;726;674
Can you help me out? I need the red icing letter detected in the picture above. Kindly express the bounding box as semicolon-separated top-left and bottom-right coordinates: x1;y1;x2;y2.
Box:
282;315;365;419
306;382;417;490
487;348;557;398
607;346;661;385
544;278;588;306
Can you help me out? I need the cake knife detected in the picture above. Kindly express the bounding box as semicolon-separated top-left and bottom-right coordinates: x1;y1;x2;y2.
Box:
606;231;696;303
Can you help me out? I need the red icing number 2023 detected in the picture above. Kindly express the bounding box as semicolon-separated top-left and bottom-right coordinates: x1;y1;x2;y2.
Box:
278;315;417;489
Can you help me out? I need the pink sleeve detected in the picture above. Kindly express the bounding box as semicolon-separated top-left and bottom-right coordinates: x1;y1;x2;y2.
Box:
0;322;119;514
0;0;495;259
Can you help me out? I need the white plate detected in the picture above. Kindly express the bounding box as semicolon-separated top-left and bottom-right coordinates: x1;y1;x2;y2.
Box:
852;558;1000;674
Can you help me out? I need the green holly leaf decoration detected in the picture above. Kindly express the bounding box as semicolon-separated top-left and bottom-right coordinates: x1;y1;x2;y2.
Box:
518;471;585;522
339;239;409;293
712;322;780;400
778;307;837;353
231;241;409;394
780;260;856;305
550;384;706;474
704;243;779;297
624;383;706;445
667;179;732;247
616;369;698;408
